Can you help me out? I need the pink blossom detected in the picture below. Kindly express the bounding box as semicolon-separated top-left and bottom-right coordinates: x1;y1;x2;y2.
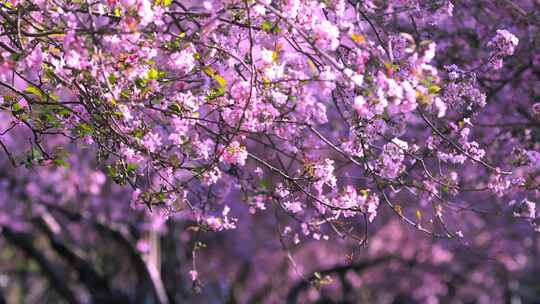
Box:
221;141;248;166
314;20;340;50
189;270;198;282
353;96;373;118
142;132;162;153
170;46;196;74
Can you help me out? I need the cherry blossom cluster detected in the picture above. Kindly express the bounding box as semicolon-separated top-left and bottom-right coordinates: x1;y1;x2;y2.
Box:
0;0;540;302
0;0;538;254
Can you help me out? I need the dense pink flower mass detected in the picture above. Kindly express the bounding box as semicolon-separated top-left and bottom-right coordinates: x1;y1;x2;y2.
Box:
0;0;539;303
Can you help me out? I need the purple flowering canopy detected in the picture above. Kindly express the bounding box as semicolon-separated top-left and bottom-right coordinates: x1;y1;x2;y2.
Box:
0;0;539;303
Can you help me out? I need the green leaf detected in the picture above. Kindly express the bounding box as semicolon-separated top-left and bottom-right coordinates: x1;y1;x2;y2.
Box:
75;123;93;136
120;89;131;99
54;158;70;168
106;165;117;177
48;93;60;102
126;163;138;172
213;74;226;88
428;84;441;94
12;102;22;112
10;53;22;62
108;73;117;85
261;20;273;32
203;66;227;89
259;179;269;190
168;103;183;114
133;128;145;139
114;7;121;17
25;86;44;101
147;68;160;80
155;0;172;6
206;88;225;100
261;20;280;34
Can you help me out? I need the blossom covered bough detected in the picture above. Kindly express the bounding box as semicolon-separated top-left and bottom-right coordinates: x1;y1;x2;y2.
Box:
0;0;539;303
